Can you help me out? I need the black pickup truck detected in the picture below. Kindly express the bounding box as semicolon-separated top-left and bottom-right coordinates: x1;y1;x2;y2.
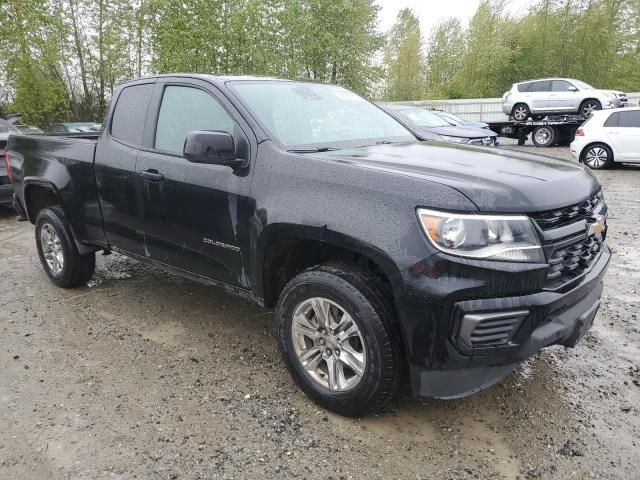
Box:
7;75;610;416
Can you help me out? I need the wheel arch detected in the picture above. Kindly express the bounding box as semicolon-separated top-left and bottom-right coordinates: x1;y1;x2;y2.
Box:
511;102;530;113
23;178;63;224
23;179;98;254
579;141;614;164
256;223;401;309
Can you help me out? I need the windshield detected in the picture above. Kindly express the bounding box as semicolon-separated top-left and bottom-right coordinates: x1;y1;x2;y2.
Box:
229;81;414;149
436;112;464;126
573;80;594;90
68;124;100;132
398;109;451;128
14;125;43;134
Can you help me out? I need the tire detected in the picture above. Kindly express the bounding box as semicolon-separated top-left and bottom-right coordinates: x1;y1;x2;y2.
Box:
579;99;602;117
511;103;530;121
35;206;96;288
276;262;403;416
532;125;556;147
581;143;613;170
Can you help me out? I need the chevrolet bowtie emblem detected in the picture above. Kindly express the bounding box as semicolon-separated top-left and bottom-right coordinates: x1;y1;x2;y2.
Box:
587;215;606;237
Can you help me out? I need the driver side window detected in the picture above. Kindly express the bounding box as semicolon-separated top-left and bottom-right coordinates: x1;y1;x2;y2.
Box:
155;86;235;154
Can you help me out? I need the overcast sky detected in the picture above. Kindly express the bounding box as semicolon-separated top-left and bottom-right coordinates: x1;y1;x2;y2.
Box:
377;0;520;38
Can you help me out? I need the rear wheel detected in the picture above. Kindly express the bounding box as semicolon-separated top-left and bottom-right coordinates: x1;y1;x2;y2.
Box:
532;125;556;147
512;103;530;121
582;143;613;170
35;206;96;288
276;262;403;416
579;99;602;117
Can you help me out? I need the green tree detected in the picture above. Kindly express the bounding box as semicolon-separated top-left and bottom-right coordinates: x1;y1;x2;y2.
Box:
425;18;465;98
384;8;424;101
0;0;70;126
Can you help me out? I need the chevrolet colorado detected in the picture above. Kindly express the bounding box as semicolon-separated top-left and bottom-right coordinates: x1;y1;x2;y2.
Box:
6;75;610;416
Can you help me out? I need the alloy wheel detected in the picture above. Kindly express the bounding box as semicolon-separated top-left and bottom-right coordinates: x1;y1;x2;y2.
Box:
513;106;528;121
581;101;600;116
291;297;366;391
40;223;64;274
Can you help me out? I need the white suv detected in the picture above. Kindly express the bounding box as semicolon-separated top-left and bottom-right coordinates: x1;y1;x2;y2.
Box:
570;107;640;169
502;78;628;121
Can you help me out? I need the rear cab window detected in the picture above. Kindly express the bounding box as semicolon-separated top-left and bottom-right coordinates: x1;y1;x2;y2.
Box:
111;83;154;146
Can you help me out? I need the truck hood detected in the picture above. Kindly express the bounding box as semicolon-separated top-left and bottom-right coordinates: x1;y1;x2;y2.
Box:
324;142;599;213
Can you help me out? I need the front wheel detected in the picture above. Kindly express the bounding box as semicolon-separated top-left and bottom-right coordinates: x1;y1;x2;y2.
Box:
35;206;96;288
582;144;613;169
580;99;602;117
276;263;404;416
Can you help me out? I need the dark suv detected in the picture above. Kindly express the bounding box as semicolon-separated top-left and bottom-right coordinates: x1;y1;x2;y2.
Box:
7;75;609;416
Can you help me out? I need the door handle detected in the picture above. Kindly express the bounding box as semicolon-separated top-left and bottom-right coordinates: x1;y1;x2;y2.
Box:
141;169;164;181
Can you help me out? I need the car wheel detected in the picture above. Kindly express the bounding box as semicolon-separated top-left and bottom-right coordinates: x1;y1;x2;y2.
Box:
512;104;530;121
579;100;602;117
532;126;556;147
35;206;96;288
276;262;404;416
582;144;613;169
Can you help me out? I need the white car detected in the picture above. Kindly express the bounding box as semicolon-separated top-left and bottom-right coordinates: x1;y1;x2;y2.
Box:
570;107;640;169
503;78;628;121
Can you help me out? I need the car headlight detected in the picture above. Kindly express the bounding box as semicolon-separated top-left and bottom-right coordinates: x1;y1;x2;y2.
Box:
417;208;545;262
439;135;469;144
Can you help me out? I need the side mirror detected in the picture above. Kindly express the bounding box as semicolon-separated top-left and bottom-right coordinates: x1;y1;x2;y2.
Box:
183;130;244;167
568;86;578;92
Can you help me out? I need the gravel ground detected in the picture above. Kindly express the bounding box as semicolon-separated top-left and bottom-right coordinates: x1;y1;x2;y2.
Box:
1;145;638;480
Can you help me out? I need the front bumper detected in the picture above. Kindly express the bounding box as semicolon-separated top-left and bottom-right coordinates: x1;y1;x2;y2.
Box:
608;97;628;109
394;243;610;399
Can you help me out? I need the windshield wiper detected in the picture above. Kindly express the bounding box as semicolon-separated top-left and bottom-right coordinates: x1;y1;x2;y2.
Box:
287;147;340;153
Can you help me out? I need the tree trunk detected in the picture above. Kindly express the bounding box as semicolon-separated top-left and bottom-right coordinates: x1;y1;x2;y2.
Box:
69;0;90;104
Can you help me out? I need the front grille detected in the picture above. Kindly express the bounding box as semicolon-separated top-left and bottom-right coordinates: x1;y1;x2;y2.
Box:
530;191;602;230
545;234;603;290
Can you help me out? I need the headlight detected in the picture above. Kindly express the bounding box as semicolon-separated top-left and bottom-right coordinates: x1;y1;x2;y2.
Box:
440;135;469;144
417;208;545;262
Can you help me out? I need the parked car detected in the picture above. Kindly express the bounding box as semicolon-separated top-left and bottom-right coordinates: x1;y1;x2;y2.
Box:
8;75;609;416
431;110;491;130
1;119;42;207
570;107;640;169
46;122;102;133
1;139;12;206
503;78;628;121
380;104;499;146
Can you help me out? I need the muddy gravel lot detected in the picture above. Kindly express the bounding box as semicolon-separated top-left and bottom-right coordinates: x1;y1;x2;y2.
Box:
1;145;639;480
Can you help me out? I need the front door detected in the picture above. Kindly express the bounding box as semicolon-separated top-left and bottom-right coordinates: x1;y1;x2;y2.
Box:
135;82;253;287
606;110;640;161
549;80;580;112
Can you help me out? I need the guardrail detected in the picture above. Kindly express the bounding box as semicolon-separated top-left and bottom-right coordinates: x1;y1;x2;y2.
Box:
389;93;640;122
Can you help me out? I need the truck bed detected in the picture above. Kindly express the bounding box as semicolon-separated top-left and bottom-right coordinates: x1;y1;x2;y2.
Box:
9;132;103;242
